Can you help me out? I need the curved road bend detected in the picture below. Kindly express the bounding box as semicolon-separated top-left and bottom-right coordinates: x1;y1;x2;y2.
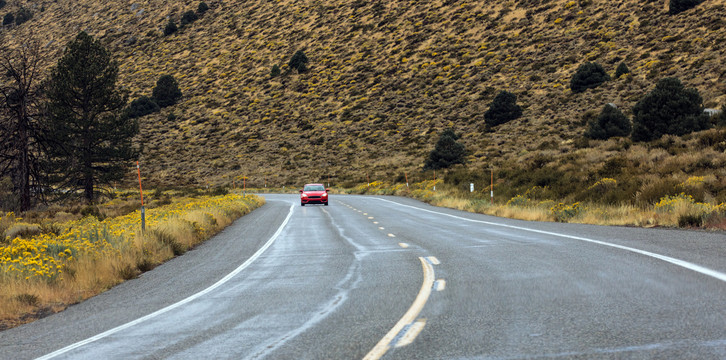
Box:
1;194;724;359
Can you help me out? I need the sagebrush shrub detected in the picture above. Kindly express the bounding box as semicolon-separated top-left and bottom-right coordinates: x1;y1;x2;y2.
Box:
631;77;710;142
484;90;522;127
585;104;631;139
570;62;610;93
152;75;182;108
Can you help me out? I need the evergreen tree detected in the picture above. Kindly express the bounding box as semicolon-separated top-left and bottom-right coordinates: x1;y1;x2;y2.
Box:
125;96;160;119
484;90;522;127
585;104;631;140
43;32;138;203
570;62;610;93
152;75;182;108
631;77;710;142
289;50;309;73
164;19;178;36
424;129;466;170
614;62;630;78
181;10;198;26
14;7;31;25
3;13;13;26
669;0;703;14
197;2;209;15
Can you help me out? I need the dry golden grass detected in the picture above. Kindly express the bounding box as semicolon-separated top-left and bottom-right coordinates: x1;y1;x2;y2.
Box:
1;0;725;190
0;193;264;330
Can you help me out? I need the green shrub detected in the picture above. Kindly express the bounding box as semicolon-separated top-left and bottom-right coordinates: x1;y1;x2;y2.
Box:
125;96;160;119
270;64;281;77
0;0;6;9
14;7;31;25
570;62;610;93
614;62;630;78
163;20;178;36
181;10;198;26
2;12;12;26
669;0;703;14
484;90;522;127
197;2;209;14
152;75;182;108
550;202;582;222
585;104;631;139
631;77;710;142
424;129;466;170
289;50;309;74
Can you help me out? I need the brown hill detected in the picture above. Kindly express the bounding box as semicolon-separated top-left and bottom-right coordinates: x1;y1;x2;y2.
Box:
2;0;726;197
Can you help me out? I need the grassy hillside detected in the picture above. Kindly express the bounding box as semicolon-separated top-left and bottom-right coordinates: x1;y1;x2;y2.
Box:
2;0;726;201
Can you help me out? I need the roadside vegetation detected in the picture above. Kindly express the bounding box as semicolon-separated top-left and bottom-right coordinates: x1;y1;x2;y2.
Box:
345;179;726;230
0;191;263;330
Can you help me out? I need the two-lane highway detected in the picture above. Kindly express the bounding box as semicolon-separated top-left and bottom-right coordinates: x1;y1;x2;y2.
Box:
1;194;725;359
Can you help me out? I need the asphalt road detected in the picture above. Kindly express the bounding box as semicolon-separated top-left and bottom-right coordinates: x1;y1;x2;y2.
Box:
1;194;725;359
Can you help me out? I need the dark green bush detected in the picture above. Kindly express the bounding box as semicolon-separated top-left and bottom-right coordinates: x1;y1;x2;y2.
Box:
270;64;281;77
424;129;466;170
585;104;631;140
0;0;6;9
197;2;209;14
289;50;309;74
2;12;13;26
152;75;182;108
181;10;198;26
570;62;610;93
125;96;160;119
669;0;703;14
614;62;630;78
484;90;522;127
163;20;178;36
14;7;31;25
631;77;710;142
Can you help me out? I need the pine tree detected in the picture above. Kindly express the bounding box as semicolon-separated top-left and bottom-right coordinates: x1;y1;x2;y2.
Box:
152;75;182;108
289;50;309;73
484;90;522;127
669;0;703;14
0;40;45;211
164;20;178;36
585;104;631;140
614;62;630;78
631;77;710;142
43;32;138;203
424;129;466;170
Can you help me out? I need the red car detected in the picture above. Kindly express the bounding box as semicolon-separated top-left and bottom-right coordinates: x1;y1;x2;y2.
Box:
300;183;329;206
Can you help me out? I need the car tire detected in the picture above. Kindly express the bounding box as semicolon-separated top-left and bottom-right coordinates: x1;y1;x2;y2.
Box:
324;202;329;206
301;203;305;206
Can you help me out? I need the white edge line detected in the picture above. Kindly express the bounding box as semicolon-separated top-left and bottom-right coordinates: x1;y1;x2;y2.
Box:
37;203;296;360
374;198;726;283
